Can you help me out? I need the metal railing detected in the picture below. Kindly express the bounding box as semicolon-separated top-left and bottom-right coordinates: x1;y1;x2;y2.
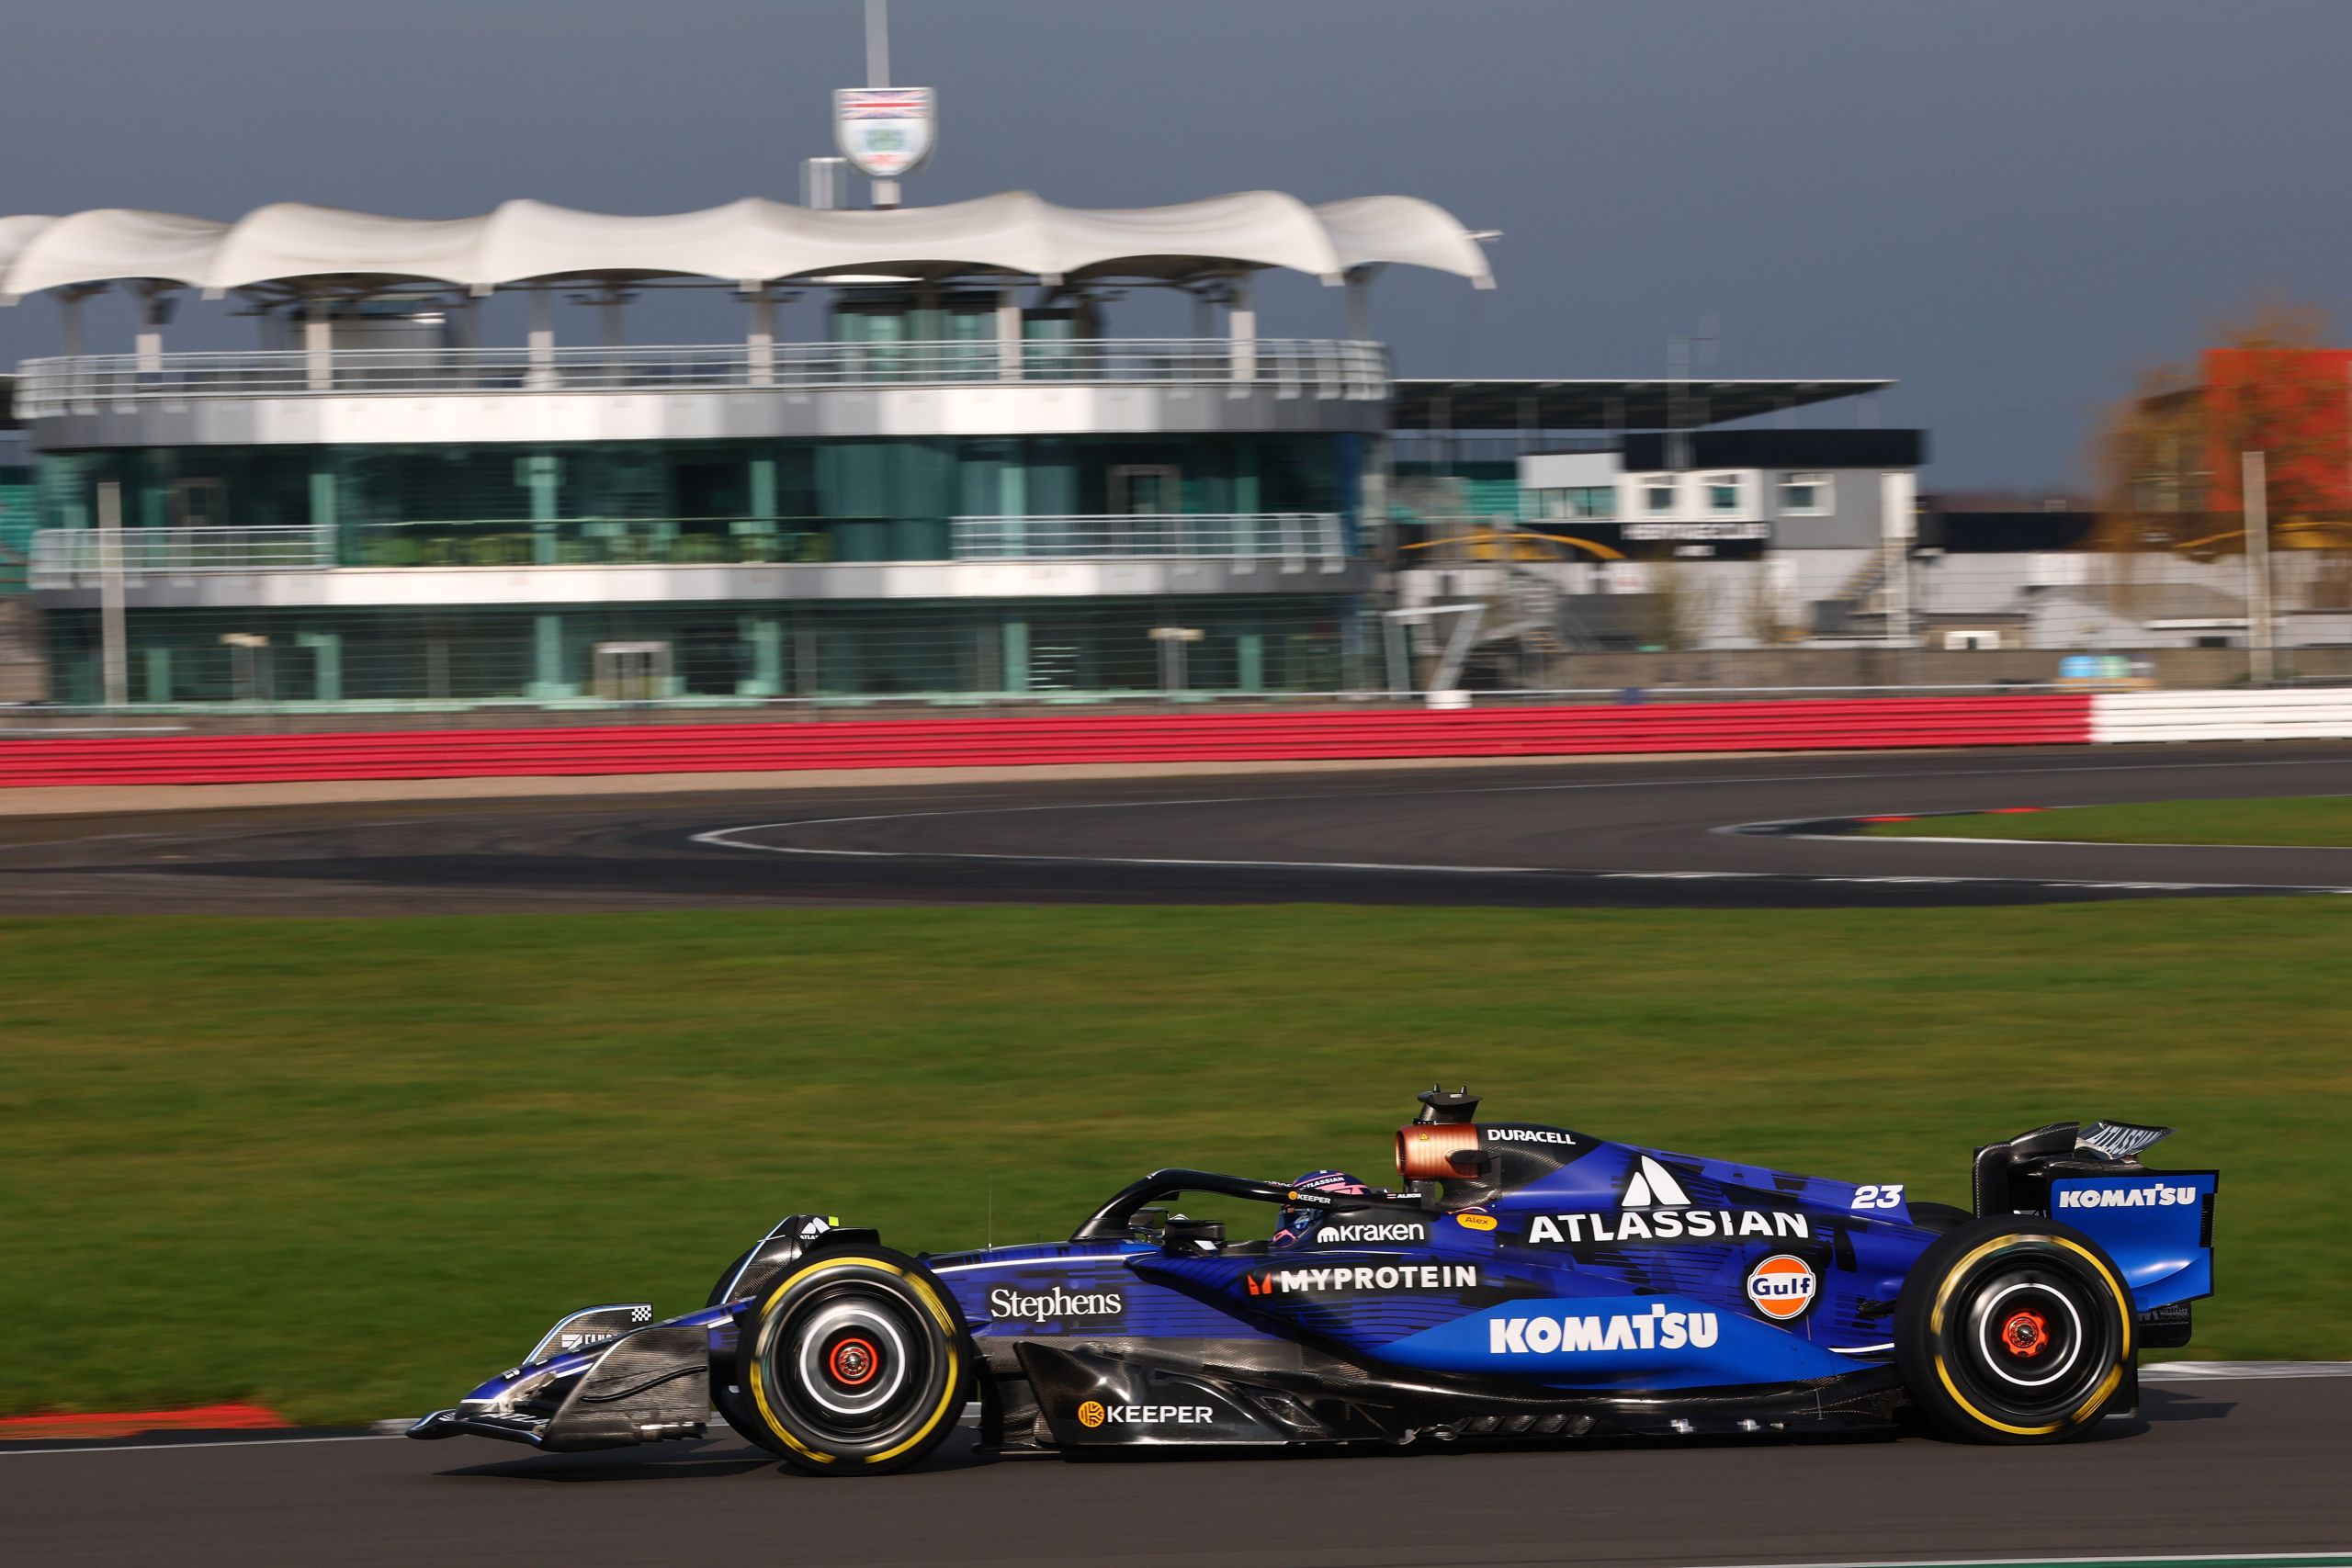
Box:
29;526;333;586
26;513;1352;581
950;513;1348;561
15;338;1389;414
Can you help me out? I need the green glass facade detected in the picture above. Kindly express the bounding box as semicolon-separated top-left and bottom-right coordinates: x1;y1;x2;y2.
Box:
42;597;1359;705
34;434;1348;566
0;465;35;593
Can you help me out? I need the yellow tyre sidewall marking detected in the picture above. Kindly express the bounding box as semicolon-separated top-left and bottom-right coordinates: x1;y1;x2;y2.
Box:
1928;1234;2132;1438
744;1256;965;1467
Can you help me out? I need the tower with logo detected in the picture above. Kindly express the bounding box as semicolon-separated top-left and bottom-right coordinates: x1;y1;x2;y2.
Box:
834;1;934;209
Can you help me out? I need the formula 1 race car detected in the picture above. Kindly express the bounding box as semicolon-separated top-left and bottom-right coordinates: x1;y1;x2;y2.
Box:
410;1089;2217;1472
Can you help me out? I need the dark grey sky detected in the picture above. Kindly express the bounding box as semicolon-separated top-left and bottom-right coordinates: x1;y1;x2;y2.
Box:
7;0;2352;489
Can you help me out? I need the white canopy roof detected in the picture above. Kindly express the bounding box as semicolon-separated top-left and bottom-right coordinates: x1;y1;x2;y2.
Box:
0;190;1493;299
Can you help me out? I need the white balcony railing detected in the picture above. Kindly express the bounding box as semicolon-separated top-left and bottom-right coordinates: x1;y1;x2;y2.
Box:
951;513;1348;562
15;338;1388;415
28;526;334;587
27;513;1353;586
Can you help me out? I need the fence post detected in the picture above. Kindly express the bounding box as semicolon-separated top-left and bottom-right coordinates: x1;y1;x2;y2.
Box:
2242;450;2274;686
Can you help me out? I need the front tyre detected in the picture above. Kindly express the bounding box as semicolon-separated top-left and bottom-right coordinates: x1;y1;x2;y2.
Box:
1896;1217;2132;1444
732;1246;968;1475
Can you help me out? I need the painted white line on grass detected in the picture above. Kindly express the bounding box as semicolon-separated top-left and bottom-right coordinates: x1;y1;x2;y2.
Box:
2143;1360;2352;1380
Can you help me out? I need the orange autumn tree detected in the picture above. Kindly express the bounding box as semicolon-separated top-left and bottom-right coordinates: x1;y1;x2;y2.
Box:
2094;298;2350;553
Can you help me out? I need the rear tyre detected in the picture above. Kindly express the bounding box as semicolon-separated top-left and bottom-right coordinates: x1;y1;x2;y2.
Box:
1895;1216;2132;1444
731;1245;968;1475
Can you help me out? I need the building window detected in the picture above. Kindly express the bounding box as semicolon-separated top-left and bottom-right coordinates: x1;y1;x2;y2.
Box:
170;478;226;528
1569;485;1614;520
1532;485;1615;520
1635;475;1678;515
1779;472;1832;516
1704;473;1742;514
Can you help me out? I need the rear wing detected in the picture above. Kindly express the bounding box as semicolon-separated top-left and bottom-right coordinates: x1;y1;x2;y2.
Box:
1973;1121;2216;1348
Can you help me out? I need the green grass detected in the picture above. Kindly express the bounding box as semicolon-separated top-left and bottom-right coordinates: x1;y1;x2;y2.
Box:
1865;795;2352;846
5;905;2347;1425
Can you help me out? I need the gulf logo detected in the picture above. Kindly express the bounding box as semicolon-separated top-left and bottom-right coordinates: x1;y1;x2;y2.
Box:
1744;1253;1817;1321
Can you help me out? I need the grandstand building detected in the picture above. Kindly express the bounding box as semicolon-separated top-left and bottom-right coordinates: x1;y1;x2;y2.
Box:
0;194;1497;705
0;192;1926;706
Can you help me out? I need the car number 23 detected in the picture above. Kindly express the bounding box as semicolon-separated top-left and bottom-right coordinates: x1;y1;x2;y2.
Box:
1850;1183;1905;1210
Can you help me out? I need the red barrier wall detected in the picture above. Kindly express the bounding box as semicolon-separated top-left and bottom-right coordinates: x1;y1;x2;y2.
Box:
0;696;2093;788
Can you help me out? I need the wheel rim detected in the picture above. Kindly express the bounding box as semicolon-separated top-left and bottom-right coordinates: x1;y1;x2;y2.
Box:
1945;1252;2117;1425
759;1278;944;1453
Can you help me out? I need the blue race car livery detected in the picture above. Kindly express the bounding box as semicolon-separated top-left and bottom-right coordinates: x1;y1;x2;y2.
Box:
412;1088;2217;1472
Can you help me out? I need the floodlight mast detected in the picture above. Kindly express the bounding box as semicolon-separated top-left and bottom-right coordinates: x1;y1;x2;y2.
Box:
865;0;897;209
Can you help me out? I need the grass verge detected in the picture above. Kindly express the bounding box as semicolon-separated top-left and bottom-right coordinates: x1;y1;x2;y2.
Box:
6;903;2346;1425
1865;795;2352;846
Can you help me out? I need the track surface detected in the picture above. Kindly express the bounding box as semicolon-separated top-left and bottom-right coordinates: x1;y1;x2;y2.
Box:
5;1380;2344;1567
8;754;2349;1561
4;741;2351;911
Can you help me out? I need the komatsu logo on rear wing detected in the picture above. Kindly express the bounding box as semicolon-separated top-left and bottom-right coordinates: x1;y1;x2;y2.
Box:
2056;1184;2199;1209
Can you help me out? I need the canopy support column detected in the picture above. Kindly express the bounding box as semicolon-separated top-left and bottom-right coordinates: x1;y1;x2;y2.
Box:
1228;275;1256;387
1344;265;1382;344
134;284;175;374
745;285;776;386
527;290;556;389
996;288;1022;381
595;287;628;389
456;287;491;387
304;297;334;391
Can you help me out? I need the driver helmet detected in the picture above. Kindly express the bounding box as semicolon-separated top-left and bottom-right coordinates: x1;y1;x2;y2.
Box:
1272;1169;1374;1248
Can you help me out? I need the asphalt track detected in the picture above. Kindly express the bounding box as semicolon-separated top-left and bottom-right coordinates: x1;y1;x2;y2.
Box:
3;740;2351;911
4;1379;2345;1567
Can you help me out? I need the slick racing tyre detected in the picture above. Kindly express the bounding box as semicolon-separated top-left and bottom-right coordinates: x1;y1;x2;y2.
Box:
1895;1216;2132;1444
732;1245;968;1475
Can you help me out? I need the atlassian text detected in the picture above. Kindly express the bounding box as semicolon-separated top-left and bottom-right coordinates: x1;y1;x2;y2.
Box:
1528;1211;1809;1244
1489;1304;1721;1355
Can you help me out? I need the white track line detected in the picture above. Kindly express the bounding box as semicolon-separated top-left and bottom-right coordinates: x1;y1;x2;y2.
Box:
1692;1555;2352;1568
1816;832;2352;852
697;823;2352;896
692;755;2352;894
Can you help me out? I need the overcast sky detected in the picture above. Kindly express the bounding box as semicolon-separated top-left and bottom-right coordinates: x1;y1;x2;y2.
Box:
7;0;2352;490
